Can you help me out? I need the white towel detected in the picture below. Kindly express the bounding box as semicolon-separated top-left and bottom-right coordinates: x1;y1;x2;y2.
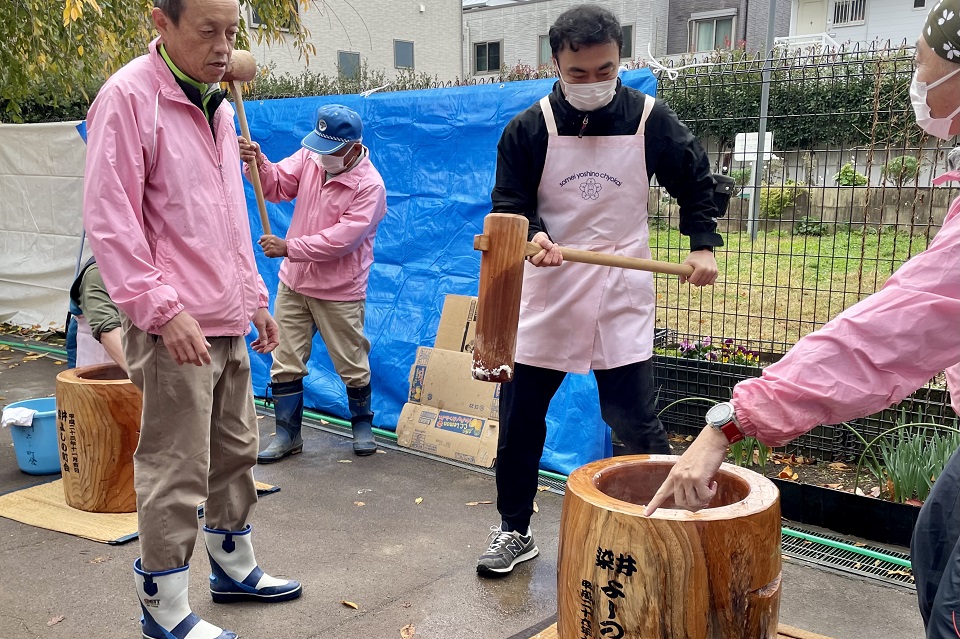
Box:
1;407;37;428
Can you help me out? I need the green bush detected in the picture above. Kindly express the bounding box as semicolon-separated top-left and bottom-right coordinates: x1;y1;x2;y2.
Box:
794;216;828;236
729;168;752;196
759;180;805;219
833;162;868;186
881;155;920;187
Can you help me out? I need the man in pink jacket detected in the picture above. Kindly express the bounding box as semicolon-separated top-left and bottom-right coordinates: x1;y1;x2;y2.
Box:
648;3;960;636
83;1;301;637
238;104;388;462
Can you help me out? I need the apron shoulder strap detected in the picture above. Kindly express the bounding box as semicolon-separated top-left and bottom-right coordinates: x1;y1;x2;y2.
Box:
539;96;559;137
635;94;655;136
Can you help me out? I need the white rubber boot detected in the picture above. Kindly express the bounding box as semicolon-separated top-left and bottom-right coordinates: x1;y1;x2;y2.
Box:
134;559;236;639
204;525;302;603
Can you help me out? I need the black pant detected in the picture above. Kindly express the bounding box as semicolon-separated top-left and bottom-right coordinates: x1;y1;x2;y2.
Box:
495;359;670;533
913;447;960;638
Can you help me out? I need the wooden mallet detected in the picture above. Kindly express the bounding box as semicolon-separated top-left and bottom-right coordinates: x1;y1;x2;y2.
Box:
223;49;271;235
471;213;695;383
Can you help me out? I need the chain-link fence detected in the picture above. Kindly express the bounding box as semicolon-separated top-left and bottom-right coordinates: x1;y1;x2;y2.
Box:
648;43;959;459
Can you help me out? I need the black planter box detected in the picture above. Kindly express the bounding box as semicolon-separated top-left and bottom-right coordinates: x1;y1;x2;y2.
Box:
772;478;920;547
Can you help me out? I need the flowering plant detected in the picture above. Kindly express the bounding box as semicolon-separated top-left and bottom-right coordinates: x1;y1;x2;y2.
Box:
671;337;761;366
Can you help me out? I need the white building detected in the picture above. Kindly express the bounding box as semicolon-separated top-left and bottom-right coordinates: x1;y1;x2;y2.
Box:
245;0;462;82
786;0;930;49
461;0;670;78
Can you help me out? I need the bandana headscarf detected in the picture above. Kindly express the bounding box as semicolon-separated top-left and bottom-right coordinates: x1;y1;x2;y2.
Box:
924;0;960;62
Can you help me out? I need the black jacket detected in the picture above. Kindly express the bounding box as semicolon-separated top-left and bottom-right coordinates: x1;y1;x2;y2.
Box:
491;80;723;251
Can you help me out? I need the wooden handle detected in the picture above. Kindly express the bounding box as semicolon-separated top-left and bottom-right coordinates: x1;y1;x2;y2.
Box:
524;241;694;277
229;81;271;236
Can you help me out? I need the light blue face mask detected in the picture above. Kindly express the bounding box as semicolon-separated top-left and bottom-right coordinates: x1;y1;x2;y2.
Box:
910;67;960;140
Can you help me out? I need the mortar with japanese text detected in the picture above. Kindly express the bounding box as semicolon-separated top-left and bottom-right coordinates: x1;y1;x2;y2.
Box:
558;454;781;639
56;363;141;513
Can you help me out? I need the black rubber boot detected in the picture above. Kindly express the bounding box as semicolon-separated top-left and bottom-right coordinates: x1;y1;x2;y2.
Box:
258;379;304;464
347;384;377;456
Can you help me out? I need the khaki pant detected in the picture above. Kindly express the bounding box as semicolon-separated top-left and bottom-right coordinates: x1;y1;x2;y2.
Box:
122;317;259;572
270;282;371;387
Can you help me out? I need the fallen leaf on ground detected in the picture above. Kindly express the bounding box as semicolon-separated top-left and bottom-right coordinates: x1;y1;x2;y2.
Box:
828;462;851;471
777;466;798;480
400;624;416;638
855;487;865;496
868;486;881;498
821;483;842;489
415;497;423;505
402;602;412;608
354;502;365;507
668;435;686;443
256;415;264;420
88;556;110;564
684;435;694;442
54;360;63;365
537;485;550;492
854;562;862;569
887;569;912;576
533;501;539;513
905;498;924;506
853;542;866;547
47;616;64;626
874;560;881;566
465;501;493;506
340;600;359;610
376;449;387;454
338;460;352;464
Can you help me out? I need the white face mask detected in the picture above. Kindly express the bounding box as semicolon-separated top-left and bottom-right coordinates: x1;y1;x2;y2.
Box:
910;68;960;140
557;69;617;112
320;143;359;174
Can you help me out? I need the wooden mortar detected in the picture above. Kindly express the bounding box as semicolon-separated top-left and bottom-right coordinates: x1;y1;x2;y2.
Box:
558;454;781;639
56;363;141;513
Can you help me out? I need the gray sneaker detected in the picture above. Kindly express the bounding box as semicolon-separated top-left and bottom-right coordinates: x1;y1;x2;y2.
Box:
476;525;539;575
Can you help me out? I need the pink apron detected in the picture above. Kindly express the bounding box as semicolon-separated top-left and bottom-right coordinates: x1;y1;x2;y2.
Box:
75;315;114;368
515;94;656;374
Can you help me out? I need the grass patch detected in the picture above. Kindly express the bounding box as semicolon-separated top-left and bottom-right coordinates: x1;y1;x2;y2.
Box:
650;228;930;352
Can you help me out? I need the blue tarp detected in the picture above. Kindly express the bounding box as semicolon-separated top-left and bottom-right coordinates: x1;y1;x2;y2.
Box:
84;69;657;476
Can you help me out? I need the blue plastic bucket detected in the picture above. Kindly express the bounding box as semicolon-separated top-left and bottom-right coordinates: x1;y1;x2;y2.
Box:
5;397;61;475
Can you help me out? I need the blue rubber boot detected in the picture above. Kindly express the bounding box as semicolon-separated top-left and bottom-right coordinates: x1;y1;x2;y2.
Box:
258;379;303;464
204;525;303;604
134;559;236;639
347;384;377;456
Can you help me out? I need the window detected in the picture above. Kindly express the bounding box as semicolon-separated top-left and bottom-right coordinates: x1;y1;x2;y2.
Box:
395;40;414;69
249;6;297;31
538;35;552;67
914;0;926;8
832;0;866;25
689;16;734;52
474;41;501;74
338;51;360;80
621;25;633;59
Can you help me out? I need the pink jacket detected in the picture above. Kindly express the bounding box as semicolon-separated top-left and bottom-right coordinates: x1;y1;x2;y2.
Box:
83;39;269;336
248;148;387;301
733;172;960;445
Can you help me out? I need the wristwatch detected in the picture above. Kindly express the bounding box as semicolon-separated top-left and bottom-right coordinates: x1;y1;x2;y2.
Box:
705;402;745;444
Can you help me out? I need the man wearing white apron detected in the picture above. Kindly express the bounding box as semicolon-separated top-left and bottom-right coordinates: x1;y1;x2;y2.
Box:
477;5;722;576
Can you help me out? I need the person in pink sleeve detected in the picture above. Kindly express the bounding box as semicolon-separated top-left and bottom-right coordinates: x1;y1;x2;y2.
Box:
82;1;301;637
238;104;388;462
647;3;960;636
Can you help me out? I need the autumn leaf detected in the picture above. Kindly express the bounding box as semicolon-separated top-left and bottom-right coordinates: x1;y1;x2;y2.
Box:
533;501;539;513
828;462;851;471
340;600;359;610
684;435;694;442
905;498;924;506
47;615;64;626
777;466;796;480
415;497;423;505
537;485;550;492
354;501;365;507
887;569;912;577
400;624;416;638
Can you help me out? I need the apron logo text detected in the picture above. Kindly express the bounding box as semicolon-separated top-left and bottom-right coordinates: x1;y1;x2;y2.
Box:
558;171;623;188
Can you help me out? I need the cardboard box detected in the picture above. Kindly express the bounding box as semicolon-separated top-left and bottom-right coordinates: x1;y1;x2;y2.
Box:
396;403;498;468
408;346;500;419
434;294;477;353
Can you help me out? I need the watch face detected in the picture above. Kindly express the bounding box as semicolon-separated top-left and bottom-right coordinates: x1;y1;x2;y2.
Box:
706;402;734;425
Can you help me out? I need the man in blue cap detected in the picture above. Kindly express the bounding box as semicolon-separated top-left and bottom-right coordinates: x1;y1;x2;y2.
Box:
239;104;387;461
